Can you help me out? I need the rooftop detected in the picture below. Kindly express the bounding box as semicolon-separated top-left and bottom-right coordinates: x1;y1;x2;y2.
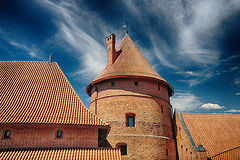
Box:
0;147;121;159
0;61;108;126
87;34;173;95
182;113;240;157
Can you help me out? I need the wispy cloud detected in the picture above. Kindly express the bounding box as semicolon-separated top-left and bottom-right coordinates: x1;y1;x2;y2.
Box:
38;0;122;80
234;78;240;85
8;41;43;59
200;103;225;110
122;0;240;86
235;92;240;95
171;91;202;111
224;109;240;113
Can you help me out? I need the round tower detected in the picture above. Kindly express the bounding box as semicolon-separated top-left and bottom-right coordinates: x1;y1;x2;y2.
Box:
87;34;176;160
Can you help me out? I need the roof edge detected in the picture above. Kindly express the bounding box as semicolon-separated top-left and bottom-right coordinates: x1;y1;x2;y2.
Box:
176;109;198;156
55;62;109;127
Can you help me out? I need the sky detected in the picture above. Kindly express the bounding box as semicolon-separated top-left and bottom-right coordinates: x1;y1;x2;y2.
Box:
0;0;239;113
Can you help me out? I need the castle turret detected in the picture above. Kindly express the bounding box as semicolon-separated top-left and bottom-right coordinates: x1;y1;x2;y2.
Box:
87;33;176;160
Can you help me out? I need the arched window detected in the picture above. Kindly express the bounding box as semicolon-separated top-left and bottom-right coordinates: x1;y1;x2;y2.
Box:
116;143;127;155
126;113;135;127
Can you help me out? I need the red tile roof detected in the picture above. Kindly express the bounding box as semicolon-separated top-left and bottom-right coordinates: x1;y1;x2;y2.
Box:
211;146;240;160
0;61;108;126
0;148;122;159
182;113;240;157
87;34;173;95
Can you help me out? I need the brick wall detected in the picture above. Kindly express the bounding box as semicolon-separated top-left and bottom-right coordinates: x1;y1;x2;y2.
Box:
0;124;98;149
89;78;176;160
174;112;198;160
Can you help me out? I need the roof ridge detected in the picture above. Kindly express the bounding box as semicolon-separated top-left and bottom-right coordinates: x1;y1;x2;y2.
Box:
55;62;109;126
210;146;240;158
0;61;49;62
182;113;240;115
0;147;120;152
176;109;198;156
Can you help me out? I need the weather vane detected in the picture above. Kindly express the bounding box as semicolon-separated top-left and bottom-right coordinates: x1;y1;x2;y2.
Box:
49;45;53;64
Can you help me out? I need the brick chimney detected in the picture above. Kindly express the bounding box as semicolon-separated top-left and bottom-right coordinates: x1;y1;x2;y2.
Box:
106;34;117;66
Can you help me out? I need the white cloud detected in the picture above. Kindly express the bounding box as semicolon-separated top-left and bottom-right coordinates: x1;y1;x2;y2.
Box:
171;91;202;111
39;0;121;80
122;0;240;87
200;103;225;110
8;40;43;59
235;92;240;95
224;109;240;113
234;78;240;85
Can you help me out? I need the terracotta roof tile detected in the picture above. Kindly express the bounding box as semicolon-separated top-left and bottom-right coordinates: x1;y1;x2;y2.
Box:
0;61;108;126
87;34;173;95
182;113;240;157
0;148;121;160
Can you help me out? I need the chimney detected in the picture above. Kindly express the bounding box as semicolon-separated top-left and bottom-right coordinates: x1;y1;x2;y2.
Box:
106;34;117;66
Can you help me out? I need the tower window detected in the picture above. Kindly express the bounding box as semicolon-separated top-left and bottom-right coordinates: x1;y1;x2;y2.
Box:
111;82;115;86
161;105;163;113
134;81;138;86
158;83;160;90
126;113;135;127
95;86;98;92
117;143;127;155
166;149;168;156
4;130;10;139
57;130;62;139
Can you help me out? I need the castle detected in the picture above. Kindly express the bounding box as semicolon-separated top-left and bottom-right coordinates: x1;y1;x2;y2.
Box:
0;33;239;160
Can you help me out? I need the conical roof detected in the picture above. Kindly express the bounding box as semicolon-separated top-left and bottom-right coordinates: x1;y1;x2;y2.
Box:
87;34;173;95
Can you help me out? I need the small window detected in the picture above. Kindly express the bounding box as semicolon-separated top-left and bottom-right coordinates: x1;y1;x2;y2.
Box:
161;105;163;113
126;113;135;127
95;86;98;92
134;81;138;86
111;82;115;87
166;149;168;156
181;145;183;148
186;148;188;151
4;130;10;139
158;83;160;90
117;144;127;155
190;152;192;154
57;131;62;139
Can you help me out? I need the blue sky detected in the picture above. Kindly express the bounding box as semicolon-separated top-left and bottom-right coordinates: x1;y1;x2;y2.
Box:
0;0;239;113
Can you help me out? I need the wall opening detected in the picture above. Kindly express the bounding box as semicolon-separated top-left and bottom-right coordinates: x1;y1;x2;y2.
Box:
4;130;10;140
116;143;127;155
126;113;135;127
57;130;62;139
134;81;138;86
111;81;115;87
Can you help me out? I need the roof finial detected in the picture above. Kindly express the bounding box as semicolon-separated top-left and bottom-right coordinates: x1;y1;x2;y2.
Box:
49;46;53;64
